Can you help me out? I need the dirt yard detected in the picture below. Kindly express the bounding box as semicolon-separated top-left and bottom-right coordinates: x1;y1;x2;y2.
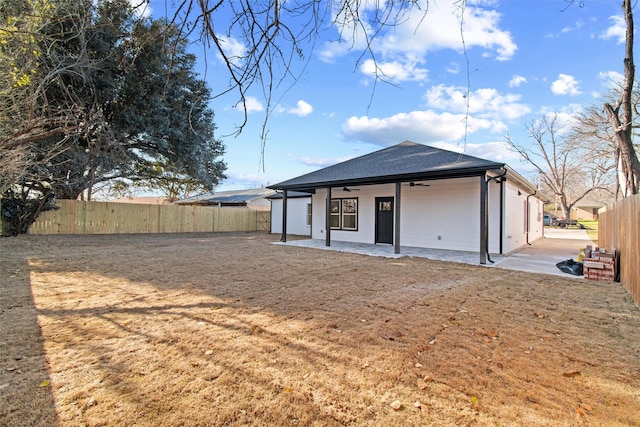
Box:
1;232;639;426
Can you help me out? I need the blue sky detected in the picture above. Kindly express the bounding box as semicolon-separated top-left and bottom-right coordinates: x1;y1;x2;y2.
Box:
145;0;627;192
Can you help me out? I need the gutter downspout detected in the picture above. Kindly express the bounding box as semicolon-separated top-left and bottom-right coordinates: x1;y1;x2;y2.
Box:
480;174;488;265
394;182;401;254
280;190;288;242
325;186;332;246
499;178;504;254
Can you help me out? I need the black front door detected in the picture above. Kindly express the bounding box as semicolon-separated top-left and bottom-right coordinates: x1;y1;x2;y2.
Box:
375;197;394;244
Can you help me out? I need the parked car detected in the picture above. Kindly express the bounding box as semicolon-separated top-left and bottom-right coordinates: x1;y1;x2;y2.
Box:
552;218;578;228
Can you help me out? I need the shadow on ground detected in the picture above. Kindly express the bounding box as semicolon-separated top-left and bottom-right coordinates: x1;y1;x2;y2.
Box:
0;251;60;426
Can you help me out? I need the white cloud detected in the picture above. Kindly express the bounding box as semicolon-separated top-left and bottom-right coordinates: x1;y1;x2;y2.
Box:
431;141;521;163
424;84;531;120
340;81;535;146
598;70;624;89
538;105;583;134
319;2;516;82
509;75;527;88
455;7;517;61
235;96;264;113
216;35;246;66
551;74;581;96
468;0;499;6
220;172;270;190
446;62;460;75
600;15;626;44
561;20;584;34
360;59;428;81
287;100;314;117
374;4;516;60
129;0;151;17
339;79;538;146
341;110;500;146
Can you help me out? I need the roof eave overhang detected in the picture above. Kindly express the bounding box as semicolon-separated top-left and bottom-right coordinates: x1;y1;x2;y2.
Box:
270;165;505;192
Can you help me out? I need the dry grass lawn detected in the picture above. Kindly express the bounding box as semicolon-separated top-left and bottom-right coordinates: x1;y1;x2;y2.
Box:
1;232;639;426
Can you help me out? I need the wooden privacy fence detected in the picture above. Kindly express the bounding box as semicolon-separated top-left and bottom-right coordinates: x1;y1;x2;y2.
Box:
598;193;639;308
29;200;271;235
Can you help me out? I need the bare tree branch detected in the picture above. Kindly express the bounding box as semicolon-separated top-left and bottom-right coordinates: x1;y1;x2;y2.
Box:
506;113;617;218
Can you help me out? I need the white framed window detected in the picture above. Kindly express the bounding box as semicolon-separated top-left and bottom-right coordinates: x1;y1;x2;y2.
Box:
330;198;358;231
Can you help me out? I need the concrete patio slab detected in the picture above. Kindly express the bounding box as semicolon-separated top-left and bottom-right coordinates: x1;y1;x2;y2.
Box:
274;228;595;278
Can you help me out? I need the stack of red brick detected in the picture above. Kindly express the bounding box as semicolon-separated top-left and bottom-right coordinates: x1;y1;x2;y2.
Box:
583;246;618;281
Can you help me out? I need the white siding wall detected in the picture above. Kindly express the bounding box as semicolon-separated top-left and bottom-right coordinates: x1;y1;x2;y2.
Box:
308;177;545;254
528;196;544;243
312;186;395;243
270;197;312;236
488;180;503;254
501;181;545;253
503;182;526;253
312;178;488;252
400;178;481;251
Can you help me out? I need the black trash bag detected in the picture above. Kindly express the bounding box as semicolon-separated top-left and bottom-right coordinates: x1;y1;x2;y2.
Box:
556;259;584;276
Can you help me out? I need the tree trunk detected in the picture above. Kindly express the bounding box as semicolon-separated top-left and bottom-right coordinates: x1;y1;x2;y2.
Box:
558;194;571;219
604;0;640;197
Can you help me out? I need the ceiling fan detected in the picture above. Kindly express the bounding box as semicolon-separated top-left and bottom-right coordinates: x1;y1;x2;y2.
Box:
342;187;360;192
409;181;430;187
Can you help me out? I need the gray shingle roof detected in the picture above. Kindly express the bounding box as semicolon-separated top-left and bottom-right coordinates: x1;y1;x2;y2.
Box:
175;188;275;205
269;141;506;191
266;191;312;199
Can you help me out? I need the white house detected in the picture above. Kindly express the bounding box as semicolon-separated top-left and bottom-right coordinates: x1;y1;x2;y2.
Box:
268;141;546;264
268;191;312;236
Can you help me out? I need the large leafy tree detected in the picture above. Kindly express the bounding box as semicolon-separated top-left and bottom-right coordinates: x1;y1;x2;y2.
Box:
1;0;226;233
36;0;226;200
0;0;71;193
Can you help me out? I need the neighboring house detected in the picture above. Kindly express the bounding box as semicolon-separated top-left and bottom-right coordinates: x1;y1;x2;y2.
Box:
546;199;605;221
268;141;546;264
174;188;275;209
268;191;312;236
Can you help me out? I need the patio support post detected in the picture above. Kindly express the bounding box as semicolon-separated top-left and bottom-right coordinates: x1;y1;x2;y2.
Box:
499;179;504;254
280;190;288;242
480;173;488;264
395;181;401;254
325;186;331;246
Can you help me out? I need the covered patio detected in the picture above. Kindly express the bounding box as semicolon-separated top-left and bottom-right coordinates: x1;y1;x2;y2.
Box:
269;141;546;265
